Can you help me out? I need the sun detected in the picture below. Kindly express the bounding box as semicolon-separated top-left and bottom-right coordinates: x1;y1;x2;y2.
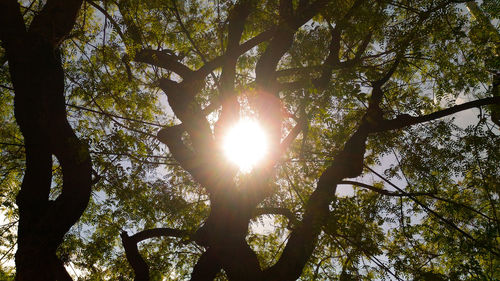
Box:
223;119;268;173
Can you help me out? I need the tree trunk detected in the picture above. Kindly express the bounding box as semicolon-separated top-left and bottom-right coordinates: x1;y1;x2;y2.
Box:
1;1;90;279
8;33;92;281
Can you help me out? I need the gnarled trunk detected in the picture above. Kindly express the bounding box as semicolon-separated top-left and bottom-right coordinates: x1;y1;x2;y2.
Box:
1;1;90;279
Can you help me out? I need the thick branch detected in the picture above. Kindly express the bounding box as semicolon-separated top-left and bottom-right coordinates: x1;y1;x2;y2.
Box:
253;207;299;225
135;49;194;78
121;231;150;281
279;114;307;156
157;78;214;156
115;0;143;44
290;0;330;29
253;0;313;161
275;65;323;77
130;227;188;243
365;59;401;122
264;121;370;281
122;227;189;281
215;0;253;139
255;0;330;87
157;125;214;188
29;0;84;46
374;97;500;132
46;119;92;235
196;27;276;78
0;0;26;47
190;248;222;281
255;9;295;87
314;26;341;88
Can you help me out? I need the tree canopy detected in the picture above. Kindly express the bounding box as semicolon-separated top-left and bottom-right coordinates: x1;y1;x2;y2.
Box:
0;0;499;280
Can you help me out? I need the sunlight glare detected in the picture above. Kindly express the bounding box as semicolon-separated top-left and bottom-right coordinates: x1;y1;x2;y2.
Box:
223;119;268;173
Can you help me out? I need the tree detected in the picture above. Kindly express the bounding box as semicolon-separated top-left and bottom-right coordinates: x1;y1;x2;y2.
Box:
0;0;92;280
0;0;499;280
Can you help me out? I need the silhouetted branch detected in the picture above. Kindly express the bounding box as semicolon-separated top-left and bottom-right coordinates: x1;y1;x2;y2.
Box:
196;27;276;78
121;227;190;281
215;0;252;139
135;49;194;78
0;84;14;91
157;125;214;187
374;97;500;132
426;194;495;221
190;248;222;281
253;207;299;225
0;1;27;46
340;180;434;197
130;227;188;243
121;231;150;281
0;142;24;147
280;114;308;156
29;0;83;46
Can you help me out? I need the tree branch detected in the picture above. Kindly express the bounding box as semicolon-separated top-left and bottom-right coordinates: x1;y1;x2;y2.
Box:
157;78;215;155
426;193;495;222
6;0;91;278
264;121;371;280
279;114;307;156
339;180;434;197
130;227;188;243
115;0;143;45
275;65;323;77
135;49;194;78
215;0;253;140
195;27;276;78
279;0;372;92
121;231;150;281
253;207;299;226
121;227;189;281
171;0;209;64
190;248;222;281
0;0;26;47
374;97;500;132
157;125;215;188
29;0;84;46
